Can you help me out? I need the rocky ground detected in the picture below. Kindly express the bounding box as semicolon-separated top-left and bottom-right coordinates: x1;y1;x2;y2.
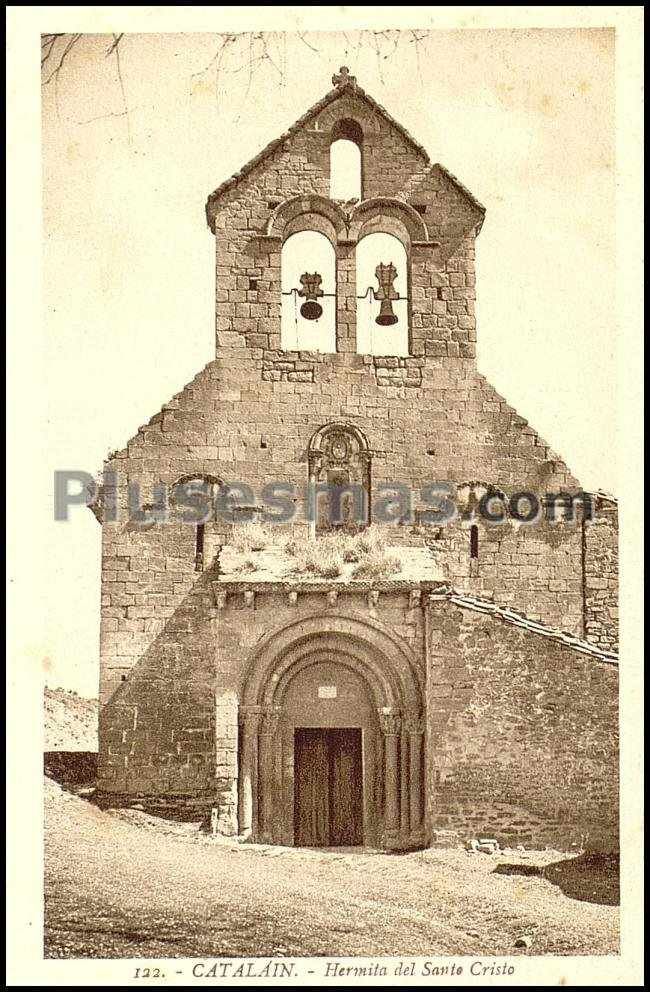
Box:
44;686;98;752
44;777;619;959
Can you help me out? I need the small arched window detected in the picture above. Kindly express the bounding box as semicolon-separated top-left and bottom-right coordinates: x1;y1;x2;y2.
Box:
329;119;363;201
356;232;409;356
470;524;479;560
280;230;336;352
170;475;224;571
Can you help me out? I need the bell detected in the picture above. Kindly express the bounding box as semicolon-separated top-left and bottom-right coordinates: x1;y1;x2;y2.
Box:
298;271;324;321
374;261;400;326
300;299;323;320
376;299;398;326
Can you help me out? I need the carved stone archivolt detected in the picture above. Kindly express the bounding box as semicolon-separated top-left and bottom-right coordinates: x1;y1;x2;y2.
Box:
238;613;425;849
263;193;435;248
238;704;263;735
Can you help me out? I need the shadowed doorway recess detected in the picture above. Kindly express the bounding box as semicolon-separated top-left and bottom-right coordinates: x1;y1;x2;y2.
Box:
294;728;363;846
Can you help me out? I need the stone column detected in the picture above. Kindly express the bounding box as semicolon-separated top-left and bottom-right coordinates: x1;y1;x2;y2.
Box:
238;706;262;839
379;711;401;847
400;732;410;842
213;688;239;836
360;450;372;526
306;453;317;540
258;706;281;843
335;243;357;354
405;713;425;842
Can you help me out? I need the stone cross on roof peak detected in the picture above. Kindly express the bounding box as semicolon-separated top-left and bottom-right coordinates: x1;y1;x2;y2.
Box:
332;66;356;88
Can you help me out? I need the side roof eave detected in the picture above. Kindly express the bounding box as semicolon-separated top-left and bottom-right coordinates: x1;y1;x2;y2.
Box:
207;578;618;666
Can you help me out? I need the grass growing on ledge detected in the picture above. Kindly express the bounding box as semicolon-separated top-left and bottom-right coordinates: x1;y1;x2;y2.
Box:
231;556;258;575
226;523;406;580
288;525;398;579
228;521;271;554
351;549;401;580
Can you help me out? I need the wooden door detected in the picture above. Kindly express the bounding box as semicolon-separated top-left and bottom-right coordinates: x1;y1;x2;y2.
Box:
294;728;330;846
328;729;363;846
294;728;363;847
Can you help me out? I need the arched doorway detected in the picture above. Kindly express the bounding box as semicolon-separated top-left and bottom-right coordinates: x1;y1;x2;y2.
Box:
288;659;376;847
238;614;425;850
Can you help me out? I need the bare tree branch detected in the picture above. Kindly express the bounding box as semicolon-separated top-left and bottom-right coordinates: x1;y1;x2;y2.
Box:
42;33;82;85
190;33;237;86
296;33;320;54
41;33;63;69
42;30;429;129
105;33;124;57
78;108;132;126
110;34;131;140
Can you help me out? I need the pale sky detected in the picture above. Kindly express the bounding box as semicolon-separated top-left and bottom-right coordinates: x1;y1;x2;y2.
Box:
41;28;616;695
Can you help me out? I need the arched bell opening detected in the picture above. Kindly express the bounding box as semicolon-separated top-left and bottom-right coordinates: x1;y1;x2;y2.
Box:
356;231;410;356
280;229;336;352
329;118;364;201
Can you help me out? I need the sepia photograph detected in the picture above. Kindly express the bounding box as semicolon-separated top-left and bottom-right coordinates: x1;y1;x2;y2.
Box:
6;6;644;987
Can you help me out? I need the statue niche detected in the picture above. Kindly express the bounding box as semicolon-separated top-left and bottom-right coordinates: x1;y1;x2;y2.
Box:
308;423;371;534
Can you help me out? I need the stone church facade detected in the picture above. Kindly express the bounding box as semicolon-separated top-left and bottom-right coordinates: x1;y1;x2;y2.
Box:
93;69;619;852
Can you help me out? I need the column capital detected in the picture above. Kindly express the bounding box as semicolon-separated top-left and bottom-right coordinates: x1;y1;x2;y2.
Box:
403;712;425;735
239;705;263;734
259;705;282;738
378;710;401;736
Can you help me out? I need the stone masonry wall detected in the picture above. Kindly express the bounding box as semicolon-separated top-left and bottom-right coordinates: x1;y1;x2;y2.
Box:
98;344;587;699
426;601;619;852
207;89;482;361
97;571;222;819
431;516;585;634
97;584;619;852
96;79;618;842
97;83;604;699
97;585;426;826
583;501;619;651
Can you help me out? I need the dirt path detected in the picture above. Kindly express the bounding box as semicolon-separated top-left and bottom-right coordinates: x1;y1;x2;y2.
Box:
44;780;619;959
